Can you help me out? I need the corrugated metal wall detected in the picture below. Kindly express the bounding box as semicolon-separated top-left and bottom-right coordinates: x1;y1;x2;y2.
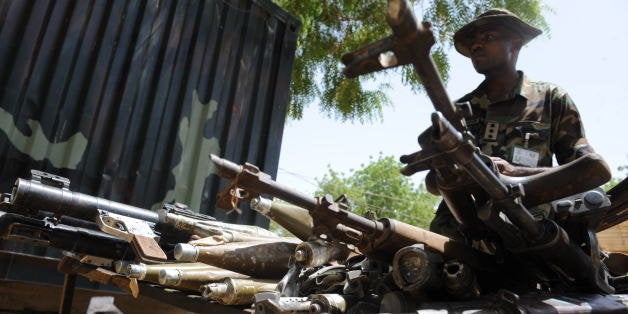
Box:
0;0;299;226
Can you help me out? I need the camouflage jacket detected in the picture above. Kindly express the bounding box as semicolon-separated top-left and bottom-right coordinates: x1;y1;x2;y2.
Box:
458;72;593;167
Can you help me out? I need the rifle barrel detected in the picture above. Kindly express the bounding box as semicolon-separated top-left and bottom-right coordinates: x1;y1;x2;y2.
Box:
210;154;319;210
11;178;159;223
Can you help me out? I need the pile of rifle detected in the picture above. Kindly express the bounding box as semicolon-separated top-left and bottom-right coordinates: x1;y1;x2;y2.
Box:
0;170;310;309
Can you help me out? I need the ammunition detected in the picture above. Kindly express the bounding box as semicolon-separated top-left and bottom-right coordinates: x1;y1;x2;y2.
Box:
158;267;250;292
202;278;277;305
250;196;313;240
174;240;298;278
294;240;349;267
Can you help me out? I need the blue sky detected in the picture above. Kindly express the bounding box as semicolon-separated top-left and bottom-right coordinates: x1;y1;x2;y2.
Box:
277;0;628;196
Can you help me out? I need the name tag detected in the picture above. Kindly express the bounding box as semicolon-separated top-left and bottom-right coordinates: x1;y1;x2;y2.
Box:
512;146;540;167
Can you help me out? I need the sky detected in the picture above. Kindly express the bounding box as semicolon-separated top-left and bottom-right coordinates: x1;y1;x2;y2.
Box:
276;0;628;197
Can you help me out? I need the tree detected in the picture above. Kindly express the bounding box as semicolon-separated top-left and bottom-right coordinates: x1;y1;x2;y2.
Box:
315;154;440;228
604;163;628;190
274;0;549;122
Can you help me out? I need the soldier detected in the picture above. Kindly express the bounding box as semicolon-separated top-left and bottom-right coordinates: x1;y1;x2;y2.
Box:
430;8;601;238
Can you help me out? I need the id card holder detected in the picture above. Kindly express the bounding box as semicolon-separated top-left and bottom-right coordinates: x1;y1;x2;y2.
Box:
511;146;540;167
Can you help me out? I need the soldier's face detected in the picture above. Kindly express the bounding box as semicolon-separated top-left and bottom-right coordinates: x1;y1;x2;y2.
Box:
467;26;521;75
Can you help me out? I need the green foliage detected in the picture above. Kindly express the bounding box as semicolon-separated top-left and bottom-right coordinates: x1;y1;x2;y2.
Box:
604;164;628;190
316;154;440;228
275;0;549;122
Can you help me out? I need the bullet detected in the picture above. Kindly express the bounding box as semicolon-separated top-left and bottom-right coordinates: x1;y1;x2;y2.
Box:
174;240;298;278
202;278;277;305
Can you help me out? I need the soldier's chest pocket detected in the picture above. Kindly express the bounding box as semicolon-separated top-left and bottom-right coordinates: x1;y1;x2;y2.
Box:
506;121;551;151
466;118;483;142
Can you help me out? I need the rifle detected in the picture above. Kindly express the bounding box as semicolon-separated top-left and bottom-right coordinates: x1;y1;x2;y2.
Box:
0;169;216;263
340;0;616;293
210;154;496;272
0;210;135;263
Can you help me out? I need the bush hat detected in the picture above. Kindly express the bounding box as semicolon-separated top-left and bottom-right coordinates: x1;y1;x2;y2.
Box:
453;8;542;57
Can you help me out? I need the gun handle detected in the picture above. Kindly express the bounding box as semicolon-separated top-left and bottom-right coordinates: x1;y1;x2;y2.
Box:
132;234;168;263
96;212;168;263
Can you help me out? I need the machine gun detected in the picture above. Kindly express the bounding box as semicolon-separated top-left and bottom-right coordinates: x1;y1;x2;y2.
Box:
0;210;135;264
210;154;495;272
209;2;626;310
340;0;620;294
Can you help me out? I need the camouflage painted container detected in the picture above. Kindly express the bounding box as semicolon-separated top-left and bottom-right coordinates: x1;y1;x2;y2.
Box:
0;0;299;228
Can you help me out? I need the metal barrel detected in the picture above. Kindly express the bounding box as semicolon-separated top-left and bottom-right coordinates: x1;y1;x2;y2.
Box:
250;196;313;241
158;208;278;239
443;260;480;300
202;278;277;305
12;178;158;223
174;240;298;278
120;262;211;283
210;154;319;211
392;244;443;296
158;267;250;292
294;241;349;268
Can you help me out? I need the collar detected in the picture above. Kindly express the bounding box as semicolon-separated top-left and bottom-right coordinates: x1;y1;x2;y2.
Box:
459;71;533;107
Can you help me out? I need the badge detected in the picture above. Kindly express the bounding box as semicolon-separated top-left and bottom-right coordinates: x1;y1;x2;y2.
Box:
512;146;540;167
483;121;499;141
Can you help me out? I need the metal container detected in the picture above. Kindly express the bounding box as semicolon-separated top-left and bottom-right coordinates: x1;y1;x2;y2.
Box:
0;0;299;226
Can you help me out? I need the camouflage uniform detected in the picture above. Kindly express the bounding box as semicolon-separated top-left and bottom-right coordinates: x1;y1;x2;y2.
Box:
430;72;595;238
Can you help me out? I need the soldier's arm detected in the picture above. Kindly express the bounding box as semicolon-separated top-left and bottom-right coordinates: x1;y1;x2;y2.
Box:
550;89;597;164
490;156;549;176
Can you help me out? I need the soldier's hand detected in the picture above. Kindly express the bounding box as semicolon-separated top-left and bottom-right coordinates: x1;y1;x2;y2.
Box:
490;156;547;176
490;157;518;176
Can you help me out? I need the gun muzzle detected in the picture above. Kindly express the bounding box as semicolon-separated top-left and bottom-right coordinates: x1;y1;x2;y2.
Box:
392;244;443;296
202;278;277;305
158;266;250;292
210;154;242;180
